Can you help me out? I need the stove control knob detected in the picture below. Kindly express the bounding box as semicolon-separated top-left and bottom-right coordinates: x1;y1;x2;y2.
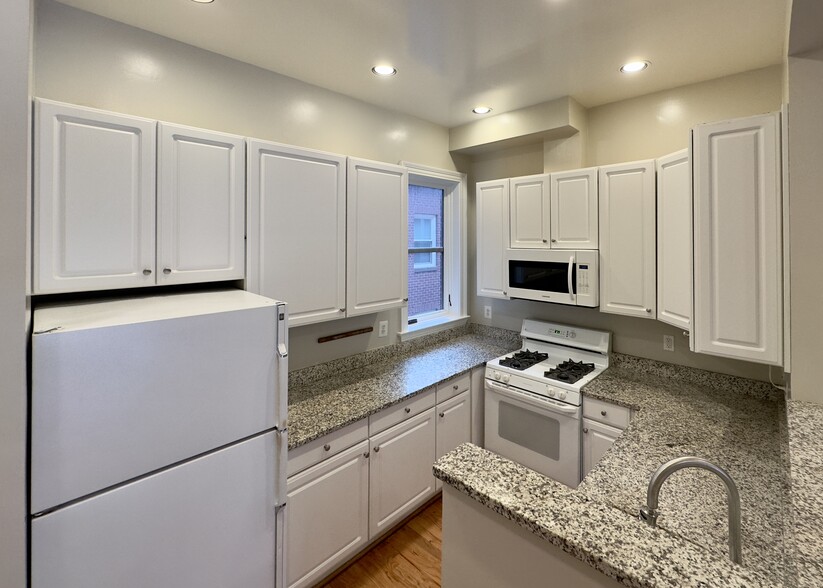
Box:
502;374;510;383
546;386;556;397
557;390;567;400
493;371;501;381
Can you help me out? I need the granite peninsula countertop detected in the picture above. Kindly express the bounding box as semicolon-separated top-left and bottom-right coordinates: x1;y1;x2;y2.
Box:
286;329;518;450
434;354;805;588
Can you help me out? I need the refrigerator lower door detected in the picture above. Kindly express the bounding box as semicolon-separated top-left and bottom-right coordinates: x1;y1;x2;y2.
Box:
31;430;280;588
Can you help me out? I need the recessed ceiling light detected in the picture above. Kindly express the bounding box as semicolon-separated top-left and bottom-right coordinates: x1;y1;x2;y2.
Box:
472;106;492;115
620;60;650;74
371;65;397;76
191;0;215;3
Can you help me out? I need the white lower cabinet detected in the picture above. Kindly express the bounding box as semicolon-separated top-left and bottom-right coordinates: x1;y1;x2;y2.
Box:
369;408;437;538
435;390;471;491
582;418;623;478
285;440;369;588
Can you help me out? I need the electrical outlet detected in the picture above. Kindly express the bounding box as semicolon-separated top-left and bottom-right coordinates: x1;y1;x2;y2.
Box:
378;320;388;338
484;305;492;319
663;335;675;352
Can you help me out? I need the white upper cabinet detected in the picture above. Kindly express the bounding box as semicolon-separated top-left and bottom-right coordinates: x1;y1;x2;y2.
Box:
34;99;156;294
157;123;245;285
599;160;657;318
476;179;510;299
247;141;346;326
692;113;783;365
656;150;691;331
509;174;550;249
550;167;598;250
347;158;408;317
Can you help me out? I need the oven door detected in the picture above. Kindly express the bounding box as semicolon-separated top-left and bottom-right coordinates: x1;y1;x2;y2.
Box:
506;250;576;305
484;379;581;488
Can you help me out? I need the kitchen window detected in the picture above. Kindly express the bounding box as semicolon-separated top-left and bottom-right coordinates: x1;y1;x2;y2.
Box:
400;163;468;340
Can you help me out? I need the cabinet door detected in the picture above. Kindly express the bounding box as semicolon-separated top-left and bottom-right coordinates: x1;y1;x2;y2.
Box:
550;167;598;250
369;408;436;539
247;141;346;326
286;441;369;588
692;113;782;365
582;418;622;478
656;150;691;331
598;160;656;318
476;179;510;299
347;158;408;317
435;391;471;491
509;174;550;249
157;123;245;285
34;99;156;294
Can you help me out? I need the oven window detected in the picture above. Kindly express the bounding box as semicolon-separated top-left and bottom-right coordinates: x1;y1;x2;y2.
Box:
498;401;560;461
508;260;576;294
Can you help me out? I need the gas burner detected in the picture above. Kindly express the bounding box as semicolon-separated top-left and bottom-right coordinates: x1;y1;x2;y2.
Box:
498;349;548;371
544;359;596;384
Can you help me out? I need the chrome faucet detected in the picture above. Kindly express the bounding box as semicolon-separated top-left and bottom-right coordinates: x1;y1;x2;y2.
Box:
639;456;743;565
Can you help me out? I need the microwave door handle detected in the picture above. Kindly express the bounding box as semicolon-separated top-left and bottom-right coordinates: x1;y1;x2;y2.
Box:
567;256;575;297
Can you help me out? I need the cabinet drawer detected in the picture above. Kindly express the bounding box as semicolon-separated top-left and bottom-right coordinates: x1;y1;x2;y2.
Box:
583;398;631;430
287;418;368;477
369;387;435;436
436;372;470;404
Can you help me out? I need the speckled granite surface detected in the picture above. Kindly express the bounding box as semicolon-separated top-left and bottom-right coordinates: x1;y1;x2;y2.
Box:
287;329;518;449
785;400;823;587
434;444;776;588
435;354;797;587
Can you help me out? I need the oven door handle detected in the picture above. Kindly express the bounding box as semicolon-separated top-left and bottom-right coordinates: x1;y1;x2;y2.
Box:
567;255;575;298
487;380;580;416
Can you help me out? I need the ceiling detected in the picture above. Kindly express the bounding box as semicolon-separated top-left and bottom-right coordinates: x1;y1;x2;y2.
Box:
53;0;789;128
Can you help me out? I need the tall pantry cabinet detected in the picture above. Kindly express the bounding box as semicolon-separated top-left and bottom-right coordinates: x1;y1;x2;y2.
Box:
691;113;783;365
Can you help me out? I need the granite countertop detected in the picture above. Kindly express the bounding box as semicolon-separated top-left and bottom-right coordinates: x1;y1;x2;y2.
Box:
286;330;518;450
434;354;796;588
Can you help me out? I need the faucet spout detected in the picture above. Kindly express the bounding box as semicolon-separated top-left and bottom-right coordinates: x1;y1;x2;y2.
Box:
639;456;742;565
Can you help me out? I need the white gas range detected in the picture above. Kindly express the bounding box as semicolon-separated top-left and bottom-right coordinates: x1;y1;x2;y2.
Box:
484;320;611;488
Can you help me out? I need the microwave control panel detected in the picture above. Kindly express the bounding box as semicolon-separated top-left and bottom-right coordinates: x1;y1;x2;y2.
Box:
577;264;590;295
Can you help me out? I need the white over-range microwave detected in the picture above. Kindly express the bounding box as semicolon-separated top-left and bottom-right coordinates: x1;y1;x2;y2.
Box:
506;249;598;307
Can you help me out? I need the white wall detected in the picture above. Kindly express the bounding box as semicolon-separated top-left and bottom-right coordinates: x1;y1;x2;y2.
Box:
0;0;32;586
788;49;823;403
469;68;786;382
34;0;456;370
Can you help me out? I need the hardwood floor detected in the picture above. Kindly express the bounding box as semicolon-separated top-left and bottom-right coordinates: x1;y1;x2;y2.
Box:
320;498;442;588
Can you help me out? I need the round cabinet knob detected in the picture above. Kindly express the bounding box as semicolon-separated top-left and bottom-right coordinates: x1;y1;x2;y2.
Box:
439;412;445;418
323;444;331;451
453;384;458;390
583;428;589;434
551;239;557;243
645;308;652;313
493;371;501;381
404;407;411;414
163;268;172;275
601;410;607;417
363;452;370;459
502;374;510;383
142;269;152;276
373;446;380;453
542;239;548;243
557;390;567;400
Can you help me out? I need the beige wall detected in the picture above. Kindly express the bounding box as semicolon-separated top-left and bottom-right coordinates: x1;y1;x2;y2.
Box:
0;0;32;585
788;49;823;403
34;0;456;370
586;65;784;166
468;67;787;382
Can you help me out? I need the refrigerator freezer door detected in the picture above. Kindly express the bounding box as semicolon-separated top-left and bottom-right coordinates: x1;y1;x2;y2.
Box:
32;431;279;588
31;290;282;513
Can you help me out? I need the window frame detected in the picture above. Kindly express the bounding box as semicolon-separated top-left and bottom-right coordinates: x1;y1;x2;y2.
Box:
400;162;468;340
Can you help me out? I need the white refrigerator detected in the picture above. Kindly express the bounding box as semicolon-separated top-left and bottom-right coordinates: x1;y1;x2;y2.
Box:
30;289;287;588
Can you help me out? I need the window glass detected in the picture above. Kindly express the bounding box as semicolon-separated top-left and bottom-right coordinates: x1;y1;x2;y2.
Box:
408;185;444;317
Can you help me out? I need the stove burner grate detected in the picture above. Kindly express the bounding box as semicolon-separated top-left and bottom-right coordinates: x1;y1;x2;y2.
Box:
544;359;596;384
498;349;548;371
